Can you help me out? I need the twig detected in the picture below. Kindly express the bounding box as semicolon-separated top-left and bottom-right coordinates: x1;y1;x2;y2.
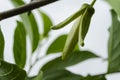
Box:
28;41;44;74
0;0;59;21
91;0;96;6
28;36;49;74
28;55;46;74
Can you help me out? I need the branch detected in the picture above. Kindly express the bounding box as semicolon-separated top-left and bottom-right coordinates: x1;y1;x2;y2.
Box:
0;0;59;21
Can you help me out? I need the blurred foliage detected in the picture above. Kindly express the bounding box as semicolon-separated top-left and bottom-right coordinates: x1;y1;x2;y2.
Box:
0;0;120;80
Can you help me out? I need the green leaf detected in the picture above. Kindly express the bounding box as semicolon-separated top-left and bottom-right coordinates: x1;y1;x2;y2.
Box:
42;69;106;80
0;28;4;59
11;0;40;52
107;10;120;73
81;75;106;80
43;69;82;80
105;0;120;17
39;10;53;37
27;77;35;80
33;71;43;80
41;51;98;72
46;35;67;54
0;60;27;80
29;13;40;52
13;21;26;68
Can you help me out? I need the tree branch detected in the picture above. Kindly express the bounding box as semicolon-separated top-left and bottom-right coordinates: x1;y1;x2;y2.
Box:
0;0;59;21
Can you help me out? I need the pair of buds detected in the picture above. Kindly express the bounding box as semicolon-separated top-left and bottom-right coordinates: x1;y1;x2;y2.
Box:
51;1;95;60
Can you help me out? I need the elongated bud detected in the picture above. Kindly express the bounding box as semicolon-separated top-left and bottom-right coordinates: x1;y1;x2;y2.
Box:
79;6;95;46
51;4;89;30
62;17;81;60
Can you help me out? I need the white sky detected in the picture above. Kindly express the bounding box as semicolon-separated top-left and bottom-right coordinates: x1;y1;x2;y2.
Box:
0;0;120;80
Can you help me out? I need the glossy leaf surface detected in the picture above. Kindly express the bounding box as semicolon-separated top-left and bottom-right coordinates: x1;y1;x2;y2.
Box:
0;60;27;80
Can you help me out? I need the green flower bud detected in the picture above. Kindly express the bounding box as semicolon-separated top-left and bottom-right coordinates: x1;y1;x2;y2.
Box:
79;6;95;46
62;17;81;60
52;4;89;30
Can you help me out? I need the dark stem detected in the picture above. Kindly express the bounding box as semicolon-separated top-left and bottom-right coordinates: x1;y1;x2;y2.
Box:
0;0;59;21
90;0;96;6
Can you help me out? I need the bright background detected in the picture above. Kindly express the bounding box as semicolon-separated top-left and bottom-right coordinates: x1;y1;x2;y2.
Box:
0;0;120;80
